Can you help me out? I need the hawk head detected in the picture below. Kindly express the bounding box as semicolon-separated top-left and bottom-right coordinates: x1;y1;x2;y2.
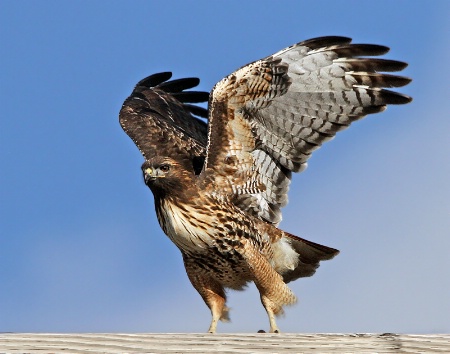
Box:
141;156;193;197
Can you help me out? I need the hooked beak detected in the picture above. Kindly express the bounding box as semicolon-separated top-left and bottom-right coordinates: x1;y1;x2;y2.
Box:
144;168;155;184
144;167;163;184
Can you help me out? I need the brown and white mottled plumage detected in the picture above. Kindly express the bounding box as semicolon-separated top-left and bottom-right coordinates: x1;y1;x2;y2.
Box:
119;36;412;333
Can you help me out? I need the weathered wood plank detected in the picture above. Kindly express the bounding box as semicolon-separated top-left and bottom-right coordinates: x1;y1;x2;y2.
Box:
0;333;449;353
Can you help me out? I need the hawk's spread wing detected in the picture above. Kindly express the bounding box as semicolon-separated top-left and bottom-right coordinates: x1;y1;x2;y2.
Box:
120;72;209;173
203;36;412;225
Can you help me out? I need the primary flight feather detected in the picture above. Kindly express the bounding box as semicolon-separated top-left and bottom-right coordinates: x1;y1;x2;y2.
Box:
119;36;412;333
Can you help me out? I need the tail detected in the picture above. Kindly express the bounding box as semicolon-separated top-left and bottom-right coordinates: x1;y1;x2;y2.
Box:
279;230;339;283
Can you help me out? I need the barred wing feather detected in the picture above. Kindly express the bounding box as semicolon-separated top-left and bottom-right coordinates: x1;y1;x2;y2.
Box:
204;36;412;225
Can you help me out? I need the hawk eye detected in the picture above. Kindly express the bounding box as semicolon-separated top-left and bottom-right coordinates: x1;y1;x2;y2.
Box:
159;164;170;172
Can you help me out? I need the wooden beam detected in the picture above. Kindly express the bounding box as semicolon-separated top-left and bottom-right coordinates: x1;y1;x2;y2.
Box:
0;333;449;353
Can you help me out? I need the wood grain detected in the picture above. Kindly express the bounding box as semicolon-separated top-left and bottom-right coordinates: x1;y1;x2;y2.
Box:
0;333;449;353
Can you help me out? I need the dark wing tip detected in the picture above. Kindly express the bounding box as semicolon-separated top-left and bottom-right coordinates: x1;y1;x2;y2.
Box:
392;76;412;88
298;36;353;49
184;104;209;119
135;72;172;88
297;37;389;57
389;60;409;71
133;72;205;93
379;89;413;104
173;91;210;103
331;44;390;57
357;44;390;56
158;77;201;93
338;58;409;73
352;73;412;88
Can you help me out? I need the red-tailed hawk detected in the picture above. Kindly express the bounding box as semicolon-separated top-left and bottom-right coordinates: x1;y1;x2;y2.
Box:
119;36;411;333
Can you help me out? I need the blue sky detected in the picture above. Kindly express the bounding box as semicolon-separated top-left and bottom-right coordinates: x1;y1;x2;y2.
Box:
1;1;449;333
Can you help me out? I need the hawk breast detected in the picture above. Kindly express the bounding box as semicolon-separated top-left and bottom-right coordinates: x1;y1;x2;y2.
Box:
155;198;215;252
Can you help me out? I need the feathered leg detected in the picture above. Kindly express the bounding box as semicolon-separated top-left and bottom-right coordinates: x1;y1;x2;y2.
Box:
241;240;297;333
183;255;230;333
